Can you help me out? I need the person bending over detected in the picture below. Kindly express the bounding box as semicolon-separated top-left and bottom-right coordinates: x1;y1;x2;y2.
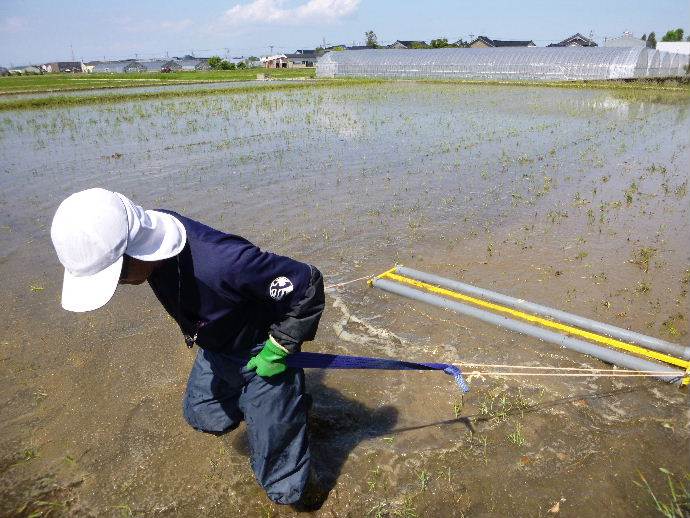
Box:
50;188;325;505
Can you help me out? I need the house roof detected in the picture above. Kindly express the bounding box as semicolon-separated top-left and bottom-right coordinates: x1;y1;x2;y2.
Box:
470;36;535;47
92;61;132;73
138;60;166;71
390;40;428;48
287;51;318;58
286;53;317;60
173;58;203;69
52;61;82;71
547;33;597;47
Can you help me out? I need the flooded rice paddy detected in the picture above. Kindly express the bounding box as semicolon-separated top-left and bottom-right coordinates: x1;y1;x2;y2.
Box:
1;82;689;517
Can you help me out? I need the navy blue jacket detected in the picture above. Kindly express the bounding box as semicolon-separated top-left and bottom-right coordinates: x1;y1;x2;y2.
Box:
148;211;324;354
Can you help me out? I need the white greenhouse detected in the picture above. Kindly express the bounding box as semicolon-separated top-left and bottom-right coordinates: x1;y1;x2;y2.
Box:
316;47;688;81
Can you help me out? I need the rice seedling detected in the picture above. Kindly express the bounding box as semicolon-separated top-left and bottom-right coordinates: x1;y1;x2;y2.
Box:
634;468;689;518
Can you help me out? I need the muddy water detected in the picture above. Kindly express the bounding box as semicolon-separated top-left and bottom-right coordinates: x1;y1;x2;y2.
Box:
1;83;689;517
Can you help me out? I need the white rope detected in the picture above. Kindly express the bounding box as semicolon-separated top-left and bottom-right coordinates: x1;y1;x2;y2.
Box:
324;274;372;290
466;370;680;378
460;362;679;373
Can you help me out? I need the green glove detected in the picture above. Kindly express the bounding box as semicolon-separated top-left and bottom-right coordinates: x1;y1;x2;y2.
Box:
246;336;289;378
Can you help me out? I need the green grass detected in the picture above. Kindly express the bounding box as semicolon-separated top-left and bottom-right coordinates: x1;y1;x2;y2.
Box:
0;68;316;94
0;78;382;111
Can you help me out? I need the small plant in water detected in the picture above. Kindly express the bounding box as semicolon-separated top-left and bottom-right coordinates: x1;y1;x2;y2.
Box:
630;247;657;273
507;423;526;447
453;396;464;419
634;468;689;518
624;182;638;204
661;314;686;338
23;447;37;461
417;470;430;491
635;281;651;294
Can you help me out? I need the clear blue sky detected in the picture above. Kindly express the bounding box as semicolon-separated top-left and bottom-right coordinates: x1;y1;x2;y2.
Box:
1;0;688;66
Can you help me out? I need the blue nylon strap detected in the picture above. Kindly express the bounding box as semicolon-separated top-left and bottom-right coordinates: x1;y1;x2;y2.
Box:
285;352;469;393
226;351;469;393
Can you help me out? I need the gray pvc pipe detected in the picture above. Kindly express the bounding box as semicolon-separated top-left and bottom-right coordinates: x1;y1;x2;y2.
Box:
396;266;690;361
373;278;685;384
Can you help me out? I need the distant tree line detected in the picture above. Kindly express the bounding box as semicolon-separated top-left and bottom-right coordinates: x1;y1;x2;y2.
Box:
430;38;469;48
208;56;248;70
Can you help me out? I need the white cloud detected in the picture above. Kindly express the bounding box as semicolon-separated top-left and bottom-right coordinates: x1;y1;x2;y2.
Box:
221;0;360;26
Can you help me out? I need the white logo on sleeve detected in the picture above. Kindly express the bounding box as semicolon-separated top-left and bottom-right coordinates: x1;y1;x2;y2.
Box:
269;276;294;301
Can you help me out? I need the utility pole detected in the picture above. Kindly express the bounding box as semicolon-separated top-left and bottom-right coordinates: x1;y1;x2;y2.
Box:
165;50;169;58
70;43;75;62
224;47;230;59
269;45;274;54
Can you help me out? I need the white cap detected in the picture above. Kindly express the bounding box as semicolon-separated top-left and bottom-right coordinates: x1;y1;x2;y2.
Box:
50;188;186;312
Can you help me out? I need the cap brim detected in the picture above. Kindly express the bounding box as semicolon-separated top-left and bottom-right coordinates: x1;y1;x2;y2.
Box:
61;255;123;312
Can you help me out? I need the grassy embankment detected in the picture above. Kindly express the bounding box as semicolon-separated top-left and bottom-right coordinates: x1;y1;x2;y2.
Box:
0;68;317;95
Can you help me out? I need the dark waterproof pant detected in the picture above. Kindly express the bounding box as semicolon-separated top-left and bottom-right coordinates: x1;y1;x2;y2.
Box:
183;346;310;505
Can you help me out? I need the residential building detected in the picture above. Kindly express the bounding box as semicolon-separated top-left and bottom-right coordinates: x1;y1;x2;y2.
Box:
161;60;183;71
123;61;146;73
468;36;536;48
171;56;210;71
286;50;318;67
604;32;646;48
547;33;597;47
91;61;134;73
388;40;429;49
261;54;289;68
44;61;83;73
